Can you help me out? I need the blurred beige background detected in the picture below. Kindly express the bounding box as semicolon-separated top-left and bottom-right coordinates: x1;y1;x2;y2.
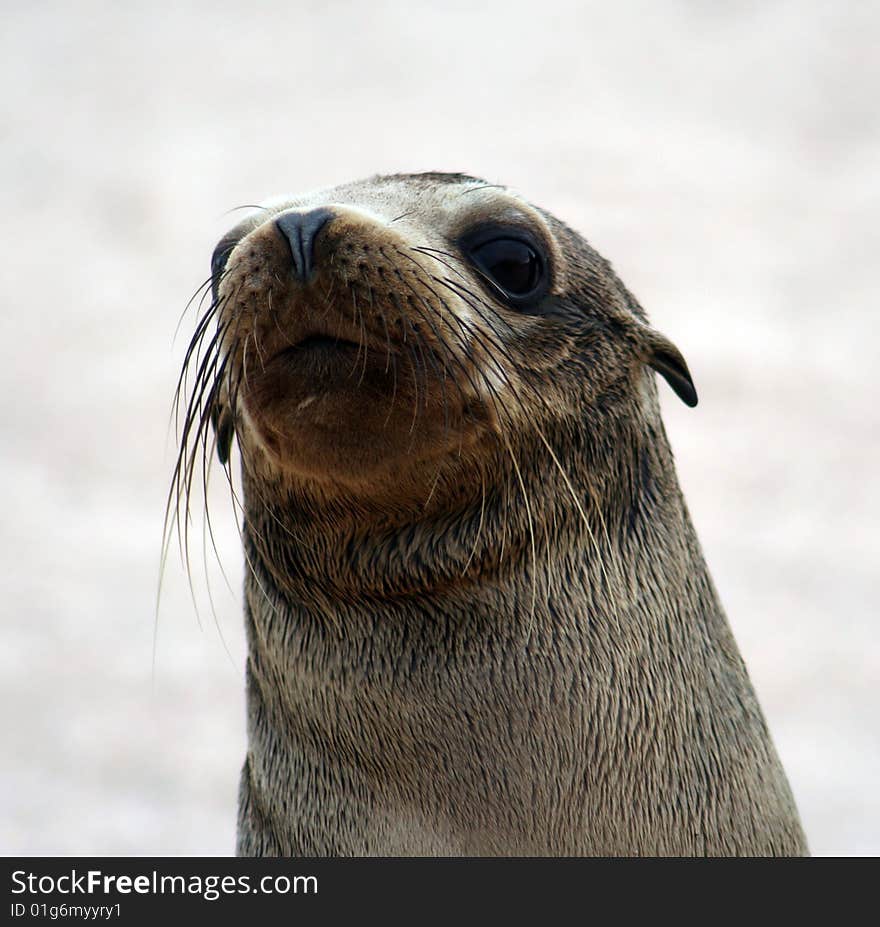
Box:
1;0;877;855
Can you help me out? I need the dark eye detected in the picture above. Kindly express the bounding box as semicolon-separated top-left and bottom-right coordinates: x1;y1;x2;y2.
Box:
468;237;544;301
211;245;231;278
210;240;236;301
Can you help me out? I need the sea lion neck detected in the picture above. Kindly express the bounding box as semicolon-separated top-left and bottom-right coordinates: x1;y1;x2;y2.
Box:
236;412;670;609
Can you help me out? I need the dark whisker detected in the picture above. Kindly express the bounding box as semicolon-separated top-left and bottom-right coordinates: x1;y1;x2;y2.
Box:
458;183;506;197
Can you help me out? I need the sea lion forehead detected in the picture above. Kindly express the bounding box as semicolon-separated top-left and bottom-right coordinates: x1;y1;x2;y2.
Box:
243;172;566;291
252;172;554;242
258;172;487;217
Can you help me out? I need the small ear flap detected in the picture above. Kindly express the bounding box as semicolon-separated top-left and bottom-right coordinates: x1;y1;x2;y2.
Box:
211;403;235;465
641;327;698;408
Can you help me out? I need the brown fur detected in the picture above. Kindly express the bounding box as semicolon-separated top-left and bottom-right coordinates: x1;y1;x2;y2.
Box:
175;173;808;856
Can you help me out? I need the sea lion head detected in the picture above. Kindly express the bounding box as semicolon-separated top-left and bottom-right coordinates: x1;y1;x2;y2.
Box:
178;172;696;515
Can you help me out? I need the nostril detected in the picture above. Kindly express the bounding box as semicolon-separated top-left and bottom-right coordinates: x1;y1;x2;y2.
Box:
274;208;335;282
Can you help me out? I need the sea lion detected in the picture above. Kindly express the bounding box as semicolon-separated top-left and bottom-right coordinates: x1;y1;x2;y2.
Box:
171;172;808;856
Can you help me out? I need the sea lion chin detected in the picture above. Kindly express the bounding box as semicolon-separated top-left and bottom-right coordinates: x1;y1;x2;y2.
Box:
172;172;808;856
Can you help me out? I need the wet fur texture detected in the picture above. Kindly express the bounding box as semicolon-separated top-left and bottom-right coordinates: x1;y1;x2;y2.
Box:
172;173;808;856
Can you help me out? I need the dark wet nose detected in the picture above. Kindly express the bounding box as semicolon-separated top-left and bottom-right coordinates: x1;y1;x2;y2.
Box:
274;208;335;282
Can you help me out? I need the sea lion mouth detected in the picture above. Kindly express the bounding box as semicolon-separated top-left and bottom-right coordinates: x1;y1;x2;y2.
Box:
273;332;363;362
266;325;392;375
289;333;359;353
